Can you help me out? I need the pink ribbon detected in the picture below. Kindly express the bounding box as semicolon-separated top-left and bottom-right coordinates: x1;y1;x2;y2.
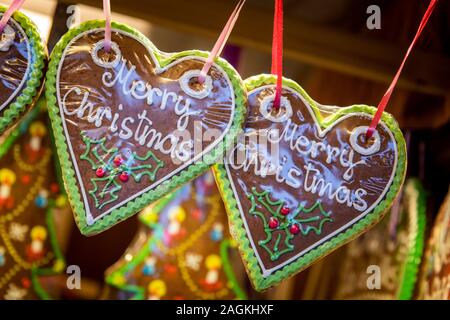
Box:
366;0;439;139
0;0;25;33
103;0;112;52
198;0;246;84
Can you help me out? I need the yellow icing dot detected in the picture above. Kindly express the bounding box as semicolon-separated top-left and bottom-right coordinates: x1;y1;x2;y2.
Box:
112;273;126;286
169;206;186;223
55;195;67;208
30;226;47;240
142;207;158;224
52;259;65;272
205;254;222;270
29;122;47;137
0;168;16;185
148;280;166;297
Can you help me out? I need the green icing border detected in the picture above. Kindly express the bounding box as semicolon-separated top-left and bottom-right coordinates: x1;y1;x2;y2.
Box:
398;178;426;300
220;239;247;300
105;188;247;300
31;200;67;300
45;20;247;236
0;6;47;135
0;101;40;159
213;74;407;291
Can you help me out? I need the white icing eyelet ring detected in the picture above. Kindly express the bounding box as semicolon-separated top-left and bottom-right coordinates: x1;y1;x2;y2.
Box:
179;70;212;99
91;40;121;68
259;94;293;123
0;25;15;52
349;126;381;156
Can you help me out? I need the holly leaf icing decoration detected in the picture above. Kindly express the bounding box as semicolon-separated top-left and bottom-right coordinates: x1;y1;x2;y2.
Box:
214;74;407;291
79;133;164;210
79;133;118;171
248;187;333;261
45;21;246;235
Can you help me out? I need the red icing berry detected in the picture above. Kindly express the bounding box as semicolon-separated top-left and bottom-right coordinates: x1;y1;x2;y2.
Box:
289;223;300;235
268;217;279;229
21;175;31;185
164;263;177;274
281;206;291;215
21;277;31;289
50;183;59;193
119;172;129;182
96;167;106;178
192;208;202;220
113;155;123;166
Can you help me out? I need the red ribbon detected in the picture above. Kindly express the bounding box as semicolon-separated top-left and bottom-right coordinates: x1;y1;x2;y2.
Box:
271;0;283;110
367;0;439;139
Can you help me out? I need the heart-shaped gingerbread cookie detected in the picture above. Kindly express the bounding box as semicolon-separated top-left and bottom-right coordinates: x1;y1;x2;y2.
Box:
417;185;450;300
333;178;426;300
0;6;47;135
105;171;247;300
214;74;407;291
46;21;246;235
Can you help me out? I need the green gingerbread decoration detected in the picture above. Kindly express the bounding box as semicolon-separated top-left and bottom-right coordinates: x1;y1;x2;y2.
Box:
0;104;69;299
104;171;247;300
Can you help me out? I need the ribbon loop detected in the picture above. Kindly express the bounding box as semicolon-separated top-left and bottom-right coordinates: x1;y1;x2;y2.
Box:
367;0;439;139
0;0;26;33
198;0;246;84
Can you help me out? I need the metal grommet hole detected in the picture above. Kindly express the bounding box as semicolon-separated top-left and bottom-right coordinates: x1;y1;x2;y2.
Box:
0;25;15;52
259;94;292;123
91;40;122;68
179;70;212;99
349;126;381;156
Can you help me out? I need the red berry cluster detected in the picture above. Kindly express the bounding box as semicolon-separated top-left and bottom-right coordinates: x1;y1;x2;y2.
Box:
95;155;129;182
268;206;300;235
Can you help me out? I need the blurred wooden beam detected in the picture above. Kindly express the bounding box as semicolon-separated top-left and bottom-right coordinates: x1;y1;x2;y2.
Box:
48;2;72;51
62;0;450;96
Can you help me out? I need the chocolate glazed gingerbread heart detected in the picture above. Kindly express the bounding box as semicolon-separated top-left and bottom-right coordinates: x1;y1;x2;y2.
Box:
0;6;47;135
214;75;407;291
46;21;246;235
